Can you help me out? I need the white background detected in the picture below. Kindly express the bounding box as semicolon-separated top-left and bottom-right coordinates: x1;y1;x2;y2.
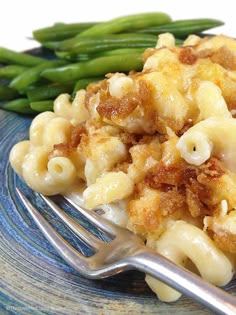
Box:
0;0;235;51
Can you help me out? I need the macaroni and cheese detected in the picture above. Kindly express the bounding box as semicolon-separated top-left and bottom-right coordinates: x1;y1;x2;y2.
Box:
10;33;236;302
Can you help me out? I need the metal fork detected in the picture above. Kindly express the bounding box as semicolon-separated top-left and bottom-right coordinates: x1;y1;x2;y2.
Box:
16;188;236;315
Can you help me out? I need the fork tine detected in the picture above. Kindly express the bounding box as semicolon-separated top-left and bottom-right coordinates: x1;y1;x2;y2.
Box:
16;188;91;274
41;194;103;251
64;196;120;237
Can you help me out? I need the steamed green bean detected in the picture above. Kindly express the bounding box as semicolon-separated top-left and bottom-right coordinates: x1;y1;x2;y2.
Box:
27;82;74;101
0;47;46;66
0;98;35;114
41;53;143;82
79;12;171;36
30;100;54;112
56;47;146;62
33;22;97;42
10;60;68;91
55;51;91;61
136;18;224;37
56;33;158;54
0;65;28;79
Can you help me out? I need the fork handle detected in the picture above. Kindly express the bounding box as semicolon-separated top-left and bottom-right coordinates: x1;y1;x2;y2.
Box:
128;251;236;315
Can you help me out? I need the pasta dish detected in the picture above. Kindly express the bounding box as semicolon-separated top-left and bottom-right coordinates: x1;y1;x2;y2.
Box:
9;33;236;302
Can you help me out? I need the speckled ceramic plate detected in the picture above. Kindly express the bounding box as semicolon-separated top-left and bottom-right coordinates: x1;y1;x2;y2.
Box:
0;53;236;315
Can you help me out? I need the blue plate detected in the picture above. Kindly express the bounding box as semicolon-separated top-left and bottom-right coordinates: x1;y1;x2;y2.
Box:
0;59;235;315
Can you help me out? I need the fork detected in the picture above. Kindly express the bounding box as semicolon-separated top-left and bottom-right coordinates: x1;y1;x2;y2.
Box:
16;188;236;315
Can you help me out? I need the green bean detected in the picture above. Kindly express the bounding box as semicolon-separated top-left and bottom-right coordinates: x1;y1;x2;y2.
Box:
55;51;90;61
136;18;224;37
45;39;183;62
0;47;46;66
94;47;146;57
58;47;147;62
79;12;171;36
30;100;54;112
33;22;97;42
27;82;74;101
41;53;143;83
40;41;60;50
56;33;158;54
0;85;19;100
92;41;184;56
10;60;68;91
0;98;35;114
55;47;146;62
0;65;28;79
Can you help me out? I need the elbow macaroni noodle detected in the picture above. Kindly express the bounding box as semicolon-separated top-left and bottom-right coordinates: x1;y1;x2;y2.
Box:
9;33;236;302
54;90;90;126
176;117;236;171
23;148;76;195
146;220;234;301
